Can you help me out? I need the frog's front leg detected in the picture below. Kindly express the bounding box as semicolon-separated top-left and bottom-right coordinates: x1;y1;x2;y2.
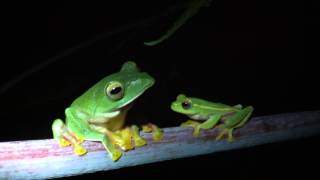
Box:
181;114;221;137
112;127;135;151
86;130;122;161
131;125;148;146
114;123;164;149
180;120;201;128
216;106;254;142
195;114;222;137
109;125;148;151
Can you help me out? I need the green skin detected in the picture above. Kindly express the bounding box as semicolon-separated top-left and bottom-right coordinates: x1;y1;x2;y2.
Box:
171;94;254;142
52;61;156;161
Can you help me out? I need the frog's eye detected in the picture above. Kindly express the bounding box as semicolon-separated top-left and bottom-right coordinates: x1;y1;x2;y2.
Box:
182;99;192;110
106;81;124;100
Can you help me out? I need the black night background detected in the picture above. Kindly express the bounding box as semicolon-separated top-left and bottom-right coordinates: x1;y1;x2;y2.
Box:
0;1;319;179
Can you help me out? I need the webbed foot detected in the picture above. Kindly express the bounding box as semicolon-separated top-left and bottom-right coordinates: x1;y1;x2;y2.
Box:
74;144;87;155
100;134;123;161
131;125;147;147
110;127;134;151
215;127;234;142
110;149;123;161
59;138;71;147
142;123;164;141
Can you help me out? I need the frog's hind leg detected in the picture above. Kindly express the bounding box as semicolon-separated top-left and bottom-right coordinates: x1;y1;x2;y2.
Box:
216;106;254;142
215;128;234;142
52;119;71;147
65;108;122;160
131;125;147;147
142;123;164;141
192;114;221;137
52;119;87;155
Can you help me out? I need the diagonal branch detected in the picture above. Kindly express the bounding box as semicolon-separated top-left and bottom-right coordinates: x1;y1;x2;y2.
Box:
1;110;320;179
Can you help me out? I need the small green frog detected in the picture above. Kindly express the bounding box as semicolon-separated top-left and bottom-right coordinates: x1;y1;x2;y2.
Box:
52;61;162;161
171;94;254;142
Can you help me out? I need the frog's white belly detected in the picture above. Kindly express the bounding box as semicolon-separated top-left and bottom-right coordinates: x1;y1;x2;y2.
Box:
189;113;211;121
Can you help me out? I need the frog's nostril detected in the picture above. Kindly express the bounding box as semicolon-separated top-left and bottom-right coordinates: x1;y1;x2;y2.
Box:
171;103;176;109
148;77;155;85
142;77;155;87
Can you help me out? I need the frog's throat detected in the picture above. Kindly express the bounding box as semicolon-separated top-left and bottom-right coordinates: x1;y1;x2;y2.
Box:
110;86;150;112
88;103;132;124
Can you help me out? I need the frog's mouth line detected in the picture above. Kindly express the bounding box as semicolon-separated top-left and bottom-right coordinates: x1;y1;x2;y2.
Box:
114;98;136;111
90;83;153;125
110;84;152;112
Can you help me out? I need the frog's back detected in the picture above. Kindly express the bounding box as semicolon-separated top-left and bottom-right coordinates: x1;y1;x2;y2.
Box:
192;97;236;112
70;77;107;113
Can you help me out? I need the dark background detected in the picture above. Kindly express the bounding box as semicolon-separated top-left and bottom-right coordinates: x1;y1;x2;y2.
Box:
1;0;319;178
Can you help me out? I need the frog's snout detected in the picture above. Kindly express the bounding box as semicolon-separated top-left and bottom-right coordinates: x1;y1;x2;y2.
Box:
141;73;155;87
171;102;178;110
147;76;155;86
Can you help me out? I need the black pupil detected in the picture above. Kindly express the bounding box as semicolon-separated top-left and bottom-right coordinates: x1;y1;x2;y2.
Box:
110;86;122;95
182;101;191;109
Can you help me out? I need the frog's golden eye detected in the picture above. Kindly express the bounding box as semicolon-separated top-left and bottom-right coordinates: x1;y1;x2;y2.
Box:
106;81;124;100
182;99;192;109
